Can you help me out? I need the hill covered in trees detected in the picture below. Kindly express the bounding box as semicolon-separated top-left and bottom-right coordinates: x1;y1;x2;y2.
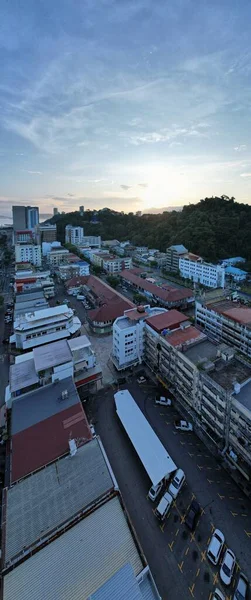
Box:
48;196;251;262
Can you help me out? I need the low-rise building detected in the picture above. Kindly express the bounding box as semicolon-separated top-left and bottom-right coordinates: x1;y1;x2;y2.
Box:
15;243;42;267
47;246;70;267
103;256;132;274
120;269;194;308
14;230;34;243
102;239;120;248
112;305;168;370
79;235;101;248
14;270;55;297
11;304;81;350
165;244;188;272
195;299;251;359
58;261;89;280
220;256;246;267
225;266;247;282
65;224;84;245
179;255;225;288
144;314;251;482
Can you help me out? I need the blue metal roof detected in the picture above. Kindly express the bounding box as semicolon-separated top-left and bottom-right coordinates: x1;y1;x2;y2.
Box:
225;266;247;275
89;563;160;600
169;244;187;253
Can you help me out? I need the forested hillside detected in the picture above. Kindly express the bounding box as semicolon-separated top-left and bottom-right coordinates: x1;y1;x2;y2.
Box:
47;196;251;262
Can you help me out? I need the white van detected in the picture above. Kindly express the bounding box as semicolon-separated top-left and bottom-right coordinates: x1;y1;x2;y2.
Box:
155;491;173;521
148;481;163;502
207;529;225;565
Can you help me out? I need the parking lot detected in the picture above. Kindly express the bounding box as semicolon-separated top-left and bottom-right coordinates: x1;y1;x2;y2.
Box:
87;378;251;600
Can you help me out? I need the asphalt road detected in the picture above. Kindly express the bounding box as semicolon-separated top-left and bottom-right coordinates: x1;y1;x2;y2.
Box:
88;378;251;600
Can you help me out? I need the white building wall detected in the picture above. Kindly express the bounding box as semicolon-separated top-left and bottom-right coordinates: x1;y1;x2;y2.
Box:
65;225;84;245
15;244;42;267
179;258;225;288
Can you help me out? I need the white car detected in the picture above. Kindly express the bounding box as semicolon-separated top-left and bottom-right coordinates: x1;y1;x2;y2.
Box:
137;376;146;384
174;419;193;431
155;396;172;406
148;481;163;502
233;572;248;600
220;549;236;586
207;529;225;565
212;589;225;600
168;469;185;499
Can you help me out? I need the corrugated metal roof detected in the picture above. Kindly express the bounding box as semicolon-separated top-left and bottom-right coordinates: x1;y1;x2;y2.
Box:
9;359;39;393
114;390;176;486
3;496;143;600
4;438;114;568
89;563;143;600
33;339;72;371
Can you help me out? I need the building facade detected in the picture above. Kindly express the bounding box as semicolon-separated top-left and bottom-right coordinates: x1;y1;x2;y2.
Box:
27;207;39;230
36;224;57;243
12;206;39;231
12;304;81;350
65;225;84;245
80;235;101;248
103;256;132;274
179;257;225;288
165;245;188;272
47;247;70;266
196;300;251;359
15;243;42;267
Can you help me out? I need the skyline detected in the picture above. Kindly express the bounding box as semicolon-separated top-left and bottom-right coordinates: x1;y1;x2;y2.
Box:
1;1;251;219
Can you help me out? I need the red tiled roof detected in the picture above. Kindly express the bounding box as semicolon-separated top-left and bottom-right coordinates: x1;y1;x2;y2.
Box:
65;276;89;288
88;299;132;324
220;307;251;325
166;326;205;347
120;270;193;303
146;309;188;333
11;404;91;483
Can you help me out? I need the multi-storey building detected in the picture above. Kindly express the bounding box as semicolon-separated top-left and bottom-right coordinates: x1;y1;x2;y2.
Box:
144;315;251;482
27;206;39;229
47;247;70;266
79;235;101;248
179;256;225;288
196;299;251;359
13;206;39;231
53;207;59;216
79;205;84;216
65;225;84;245
165;244;188;272
36;223;57;243
112;305;167;370
15;243;42;267
14;230;34;243
11;304;81;350
58;261;89;280
120;269;194;309
103;256;132;274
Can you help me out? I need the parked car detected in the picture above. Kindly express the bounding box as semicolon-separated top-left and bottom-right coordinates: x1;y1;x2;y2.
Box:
148;481;163;502
168;469;185;499
174;419;193;431
155;396;172;406
233;572;248;600
212;589;225;600
220;549;236;586
207;529;225;565
155;491;173;521
185;500;200;530
137;376;147;384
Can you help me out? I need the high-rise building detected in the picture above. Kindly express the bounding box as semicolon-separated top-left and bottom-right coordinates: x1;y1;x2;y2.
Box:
12;205;39;231
36;224;57;243
53;207;59;216
65;225;84;245
79;205;84;216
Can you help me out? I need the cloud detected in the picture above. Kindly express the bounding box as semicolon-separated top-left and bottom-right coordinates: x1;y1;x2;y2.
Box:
26;170;42;174
120;184;132;190
128;123;210;146
234;145;247;152
67;193;75;197
138;183;148;188
240;173;251;178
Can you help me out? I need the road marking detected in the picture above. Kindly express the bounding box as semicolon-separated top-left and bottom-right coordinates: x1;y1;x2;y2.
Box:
190;532;195;542
197;465;204;470
189;583;195;597
207;536;211;545
196;567;200;578
207;479;214;484
188;452;195;457
208;593;213;600
217;493;225;500
168;540;174;552
201;550;206;562
213;572;219;586
165;421;170;425
206;466;212;470
178;560;184;573
180;515;185;524
180;440;186;445
231;511;238;517
229;496;235;500
241;513;248;517
185;547;190;556
175;528;179;537
211;523;215;532
160;523;165;533
197;453;202;457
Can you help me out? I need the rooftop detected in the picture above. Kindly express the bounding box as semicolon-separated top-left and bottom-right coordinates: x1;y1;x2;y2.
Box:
185;338;218;364
15;291;45;303
164;325;206;348
3;438;114;569
233;379;251;412
3;496;143;600
207;300;251;325
9;359;39;394
210;357;251;391
146;309;188;333
168;244;188;253
11;377;91;482
33;339;72;372
120;270;193;303
14;304;71;330
225;266;247;275
68;334;91;351
91;563;159;600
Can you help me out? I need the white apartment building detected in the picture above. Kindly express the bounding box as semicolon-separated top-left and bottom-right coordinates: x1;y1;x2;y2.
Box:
179;256;225;288
80;236;101;248
65;225;84;245
195;299;251;359
144;316;251;482
112;305;168;370
15;244;42;267
103;256;132;274
47;247;70;266
11;305;81;350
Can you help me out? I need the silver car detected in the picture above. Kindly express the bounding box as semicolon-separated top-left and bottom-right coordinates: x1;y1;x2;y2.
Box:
233;572;248;600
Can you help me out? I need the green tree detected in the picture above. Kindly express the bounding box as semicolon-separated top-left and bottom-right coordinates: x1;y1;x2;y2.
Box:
92;265;102;275
106;275;120;288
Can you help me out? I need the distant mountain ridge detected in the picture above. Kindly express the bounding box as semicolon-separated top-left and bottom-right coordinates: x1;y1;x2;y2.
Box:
143;206;183;214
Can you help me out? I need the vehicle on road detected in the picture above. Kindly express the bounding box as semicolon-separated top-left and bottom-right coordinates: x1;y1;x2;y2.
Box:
155;491;173;521
220;548;236;586
185;499;200;530
207;529;225;565
148;480;163;502
168;468;185;499
233;572;248;600
174;419;193;431
155;396;172;406
77;295;85;300
137;376;147;384
212;589;225;600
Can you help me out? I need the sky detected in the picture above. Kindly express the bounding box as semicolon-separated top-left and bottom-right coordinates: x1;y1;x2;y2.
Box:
1;0;251;222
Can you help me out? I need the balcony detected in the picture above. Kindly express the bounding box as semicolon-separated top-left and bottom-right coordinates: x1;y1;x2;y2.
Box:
229;432;251;466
